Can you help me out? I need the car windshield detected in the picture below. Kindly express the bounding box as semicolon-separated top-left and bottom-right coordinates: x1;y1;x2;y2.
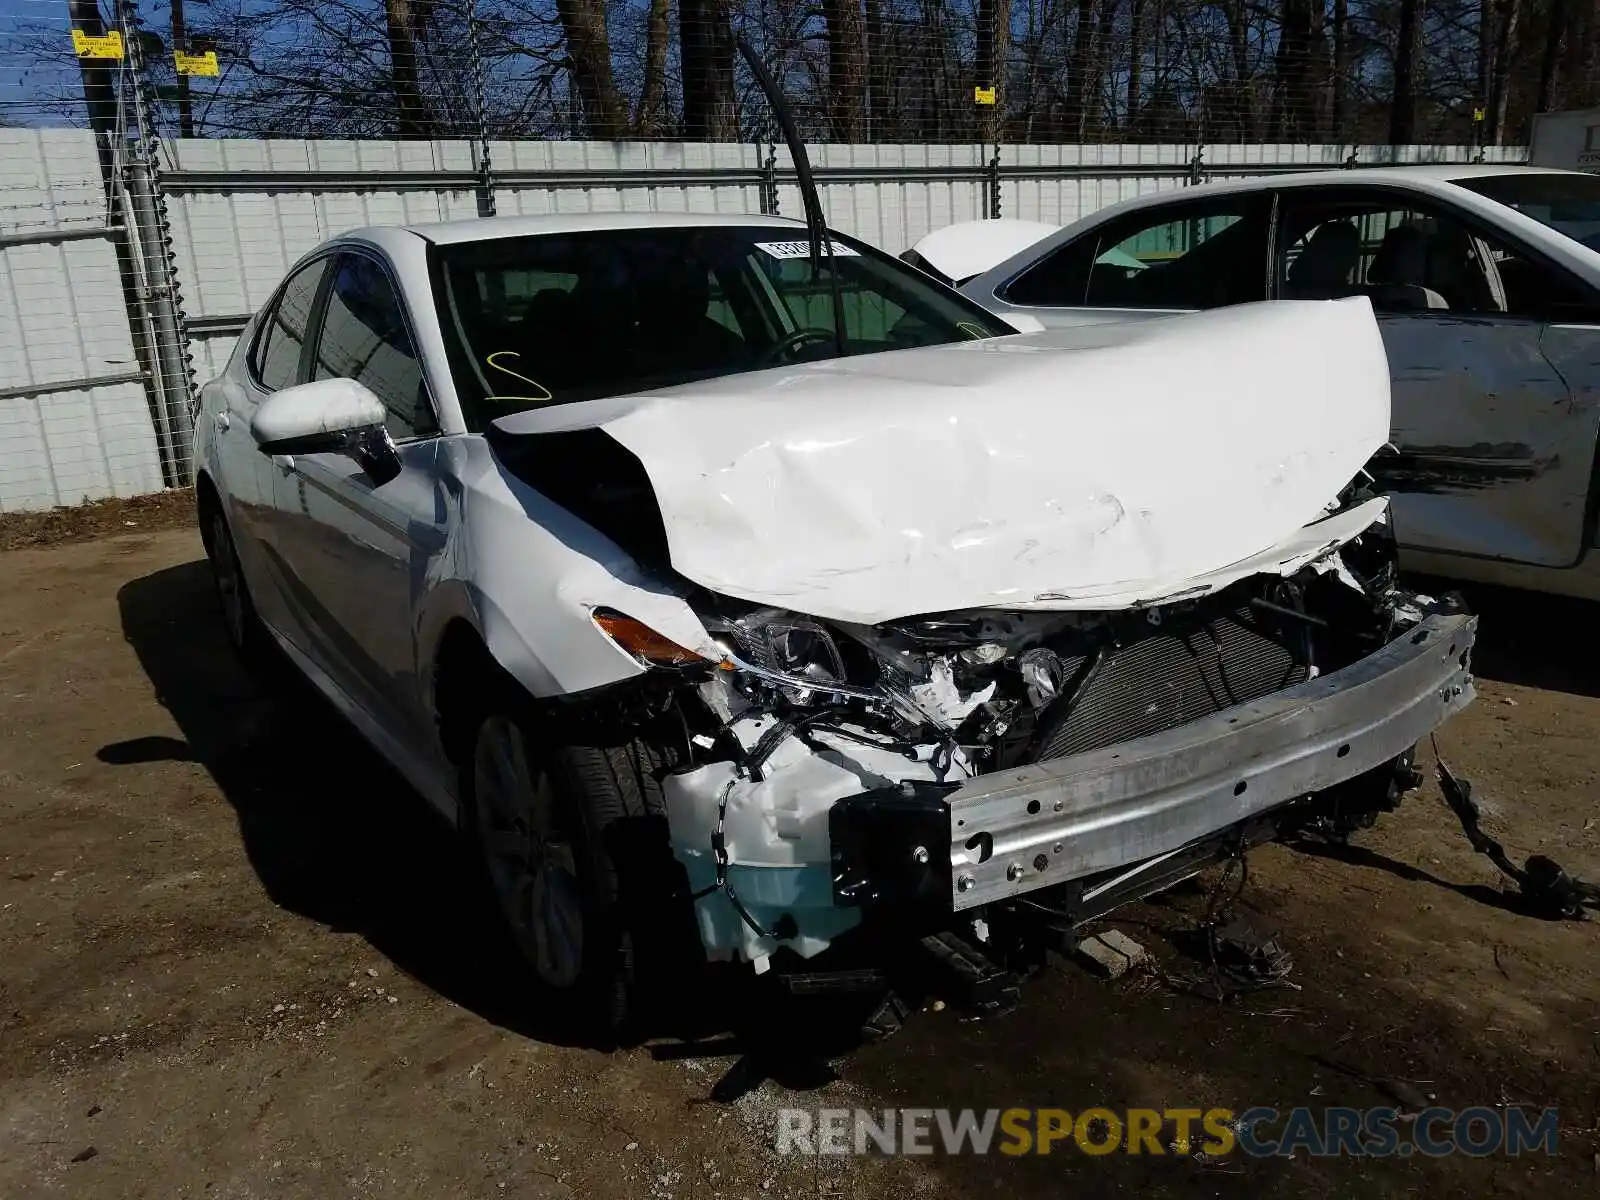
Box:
431;225;1009;429
1453;173;1600;252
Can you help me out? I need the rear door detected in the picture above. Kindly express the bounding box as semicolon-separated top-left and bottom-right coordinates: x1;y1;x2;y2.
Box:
1272;185;1600;568
988;192;1273;328
267;248;447;739
221;254;331;639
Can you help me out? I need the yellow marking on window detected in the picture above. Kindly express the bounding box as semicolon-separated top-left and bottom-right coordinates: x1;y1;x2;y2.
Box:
484;351;553;404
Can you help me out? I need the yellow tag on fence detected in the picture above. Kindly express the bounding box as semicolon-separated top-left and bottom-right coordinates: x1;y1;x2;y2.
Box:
1473;107;1486;122
174;50;219;76
974;86;996;106
71;29;124;59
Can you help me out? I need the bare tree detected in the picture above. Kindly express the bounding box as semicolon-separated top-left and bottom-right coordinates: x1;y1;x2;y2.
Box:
555;0;630;135
1277;0;1327;139
1389;0;1423;142
680;0;737;138
824;0;868;139
635;0;672;133
385;0;432;137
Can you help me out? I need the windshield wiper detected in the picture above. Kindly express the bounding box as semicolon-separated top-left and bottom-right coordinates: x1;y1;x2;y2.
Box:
735;35;848;358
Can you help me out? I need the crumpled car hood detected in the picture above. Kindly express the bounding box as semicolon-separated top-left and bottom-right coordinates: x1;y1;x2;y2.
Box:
493;296;1391;624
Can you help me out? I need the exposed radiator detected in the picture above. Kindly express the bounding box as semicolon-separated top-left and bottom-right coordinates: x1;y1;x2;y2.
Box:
1034;604;1308;760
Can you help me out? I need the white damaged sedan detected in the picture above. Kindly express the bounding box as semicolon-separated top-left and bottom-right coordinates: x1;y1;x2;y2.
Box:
193;212;1476;1030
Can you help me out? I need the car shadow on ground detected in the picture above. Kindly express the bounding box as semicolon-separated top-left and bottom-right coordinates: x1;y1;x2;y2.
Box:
107;557;877;1085
108;557;609;1050
1420;576;1600;699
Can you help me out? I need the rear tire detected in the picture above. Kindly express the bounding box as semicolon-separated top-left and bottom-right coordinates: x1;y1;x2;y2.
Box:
466;705;690;1040
199;495;263;667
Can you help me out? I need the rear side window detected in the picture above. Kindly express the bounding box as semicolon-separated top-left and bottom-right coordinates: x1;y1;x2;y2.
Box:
312;253;434;440
1276;188;1599;319
251;259;327;391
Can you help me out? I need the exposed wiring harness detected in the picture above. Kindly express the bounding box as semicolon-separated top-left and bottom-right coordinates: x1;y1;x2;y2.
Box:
1433;735;1599;919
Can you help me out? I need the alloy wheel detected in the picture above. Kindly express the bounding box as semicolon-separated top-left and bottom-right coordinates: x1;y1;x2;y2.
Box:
473;715;585;989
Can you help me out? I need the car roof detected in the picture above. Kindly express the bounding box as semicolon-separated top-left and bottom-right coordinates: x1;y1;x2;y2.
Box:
1149;161;1554;200
960;162;1600;295
366;211;813;246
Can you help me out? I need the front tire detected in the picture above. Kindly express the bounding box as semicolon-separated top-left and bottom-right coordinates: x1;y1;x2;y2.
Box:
466;708;687;1038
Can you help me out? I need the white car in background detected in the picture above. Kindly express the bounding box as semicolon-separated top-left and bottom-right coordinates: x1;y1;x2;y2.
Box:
192;211;1474;1034
929;166;1600;600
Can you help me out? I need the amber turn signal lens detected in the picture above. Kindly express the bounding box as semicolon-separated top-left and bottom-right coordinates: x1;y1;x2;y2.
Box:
593;611;705;666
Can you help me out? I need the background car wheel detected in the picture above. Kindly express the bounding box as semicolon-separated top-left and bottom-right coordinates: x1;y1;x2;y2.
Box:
198;494;263;666
467;707;691;1039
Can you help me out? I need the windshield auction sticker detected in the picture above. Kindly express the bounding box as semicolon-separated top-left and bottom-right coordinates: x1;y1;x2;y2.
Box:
755;240;861;259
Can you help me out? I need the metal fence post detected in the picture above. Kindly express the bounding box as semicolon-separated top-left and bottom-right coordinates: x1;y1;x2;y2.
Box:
468;0;496;217
122;162;193;479
119;0;195;482
988;142;1002;218
760;136;779;216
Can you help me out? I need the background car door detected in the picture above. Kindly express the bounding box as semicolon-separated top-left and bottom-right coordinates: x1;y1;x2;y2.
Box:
268;248;448;743
1272;186;1600;569
990;192;1273;327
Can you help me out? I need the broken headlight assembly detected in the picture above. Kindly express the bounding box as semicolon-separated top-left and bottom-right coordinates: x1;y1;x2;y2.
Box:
592;608;708;668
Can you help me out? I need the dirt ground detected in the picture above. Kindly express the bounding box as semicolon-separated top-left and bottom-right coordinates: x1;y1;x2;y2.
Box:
2;505;1598;1199
0;490;196;553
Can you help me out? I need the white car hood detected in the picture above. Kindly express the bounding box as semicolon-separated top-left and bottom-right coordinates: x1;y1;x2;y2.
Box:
908;218;1060;282
493;297;1392;624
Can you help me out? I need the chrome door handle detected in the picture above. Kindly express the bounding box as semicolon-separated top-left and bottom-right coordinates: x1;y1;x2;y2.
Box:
273;454;295;473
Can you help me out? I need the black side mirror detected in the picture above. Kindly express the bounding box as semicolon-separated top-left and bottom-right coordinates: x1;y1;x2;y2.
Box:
352;426;402;487
255;425;401;487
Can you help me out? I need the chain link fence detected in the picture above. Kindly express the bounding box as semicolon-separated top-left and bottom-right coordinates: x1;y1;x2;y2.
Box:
4;0;1598;146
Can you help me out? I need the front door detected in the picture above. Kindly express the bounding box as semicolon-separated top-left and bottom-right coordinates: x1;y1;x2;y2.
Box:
1274;187;1600;569
267;249;448;743
989;192;1273;329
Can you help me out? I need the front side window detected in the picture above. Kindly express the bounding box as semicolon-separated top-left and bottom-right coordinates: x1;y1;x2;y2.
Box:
312;253;433;440
1003;197;1269;310
252;258;327;392
433;226;1009;429
1277;189;1595;319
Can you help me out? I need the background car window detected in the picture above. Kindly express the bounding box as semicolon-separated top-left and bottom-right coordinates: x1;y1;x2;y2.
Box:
251;259;326;392
1277;192;1592;319
999;235;1097;306
1453;172;1600;253
1002;198;1267;309
312;254;434;440
759;254;937;345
